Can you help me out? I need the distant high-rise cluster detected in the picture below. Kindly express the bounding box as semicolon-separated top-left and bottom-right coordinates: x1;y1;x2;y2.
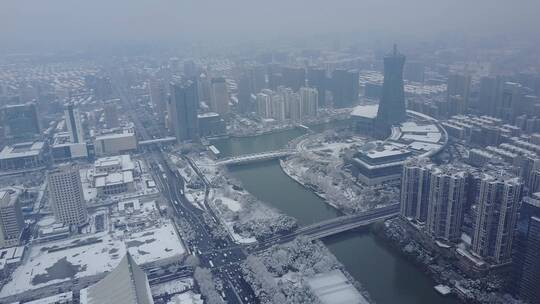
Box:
256;86;318;122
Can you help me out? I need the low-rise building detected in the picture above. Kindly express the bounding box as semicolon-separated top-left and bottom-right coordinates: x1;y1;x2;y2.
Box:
0;141;47;170
94;128;137;156
351;141;412;186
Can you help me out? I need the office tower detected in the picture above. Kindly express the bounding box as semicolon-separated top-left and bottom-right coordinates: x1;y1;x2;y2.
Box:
375;45;407;129
404;61;425;83
237;73;253;113
282;67;306;92
210;77;230;115
472;173;522;264
268;72;283;90
499;82;529;122
1;102;40;139
400;158;432;223
169;81;199;142
80;252;154;304
426;167;467;242
307;67;327;106
447;73;471;112
104;103;119;128
65;103;85;143
518;216;540;304
0;189;24;248
149;79;168;124
197;74;211;104
479;76;503;116
331;69;359;108
299;87;318;117
47;164;88;226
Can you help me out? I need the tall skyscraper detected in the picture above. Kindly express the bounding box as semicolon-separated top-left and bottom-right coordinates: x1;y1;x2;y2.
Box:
307;67;327;106
47;164;88;226
330;69;359;108
426;167;467;242
375;45;407;129
169;81;199;142
479;76;503;116
400;158;432;223
1;102;40;140
237;73;253;113
518;216;540;304
65;103;85;143
447;73;471;113
149;79;168;124
0;189;24;248
80;252;154;304
498;82;529;123
210;77;230;115
472;173;522;264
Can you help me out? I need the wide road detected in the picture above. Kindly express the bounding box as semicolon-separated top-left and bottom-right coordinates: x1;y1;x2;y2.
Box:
111;75;258;304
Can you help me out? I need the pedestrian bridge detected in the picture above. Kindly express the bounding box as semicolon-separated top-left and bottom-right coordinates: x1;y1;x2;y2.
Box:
216;149;298;166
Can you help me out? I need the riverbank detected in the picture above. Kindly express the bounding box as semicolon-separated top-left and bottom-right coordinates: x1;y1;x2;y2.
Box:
212;125;463;304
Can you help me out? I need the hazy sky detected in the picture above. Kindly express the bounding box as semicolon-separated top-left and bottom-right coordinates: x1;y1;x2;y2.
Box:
1;0;539;50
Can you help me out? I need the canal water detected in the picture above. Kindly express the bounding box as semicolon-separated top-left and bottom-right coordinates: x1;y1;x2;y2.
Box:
212;127;460;304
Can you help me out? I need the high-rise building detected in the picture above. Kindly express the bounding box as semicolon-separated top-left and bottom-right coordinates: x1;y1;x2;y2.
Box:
307;67;327;106
149;79;168;124
104;103;119;128
256;91;272;118
404;61;425;83
400;158;432;223
270;94;286;121
0;189;24;248
282;67;306;92
518;216;540;304
210;77;230;115
80;252;154;304
65;103;85;143
183;59;198;79
169;81;199;142
498;82;529;123
1;103;40;140
250;65;267;93
479;76;503;116
426;167;467;242
299;87;318;117
47;164;88;226
331;69;359;108
472;173;522;264
447;73;471;112
237;73;253;113
375;45;407;130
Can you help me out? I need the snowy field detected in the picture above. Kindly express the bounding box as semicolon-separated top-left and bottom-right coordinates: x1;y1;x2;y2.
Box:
307;269;370;304
0;221;184;297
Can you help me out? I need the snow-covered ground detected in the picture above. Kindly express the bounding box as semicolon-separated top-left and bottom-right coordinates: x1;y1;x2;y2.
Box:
307;269;370;304
151;278;194;297
0;221;184;297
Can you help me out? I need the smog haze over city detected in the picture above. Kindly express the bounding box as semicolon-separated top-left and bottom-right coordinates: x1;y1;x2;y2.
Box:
0;1;539;304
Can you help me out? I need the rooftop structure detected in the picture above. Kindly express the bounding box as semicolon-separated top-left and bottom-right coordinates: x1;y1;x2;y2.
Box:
80;252;154;304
